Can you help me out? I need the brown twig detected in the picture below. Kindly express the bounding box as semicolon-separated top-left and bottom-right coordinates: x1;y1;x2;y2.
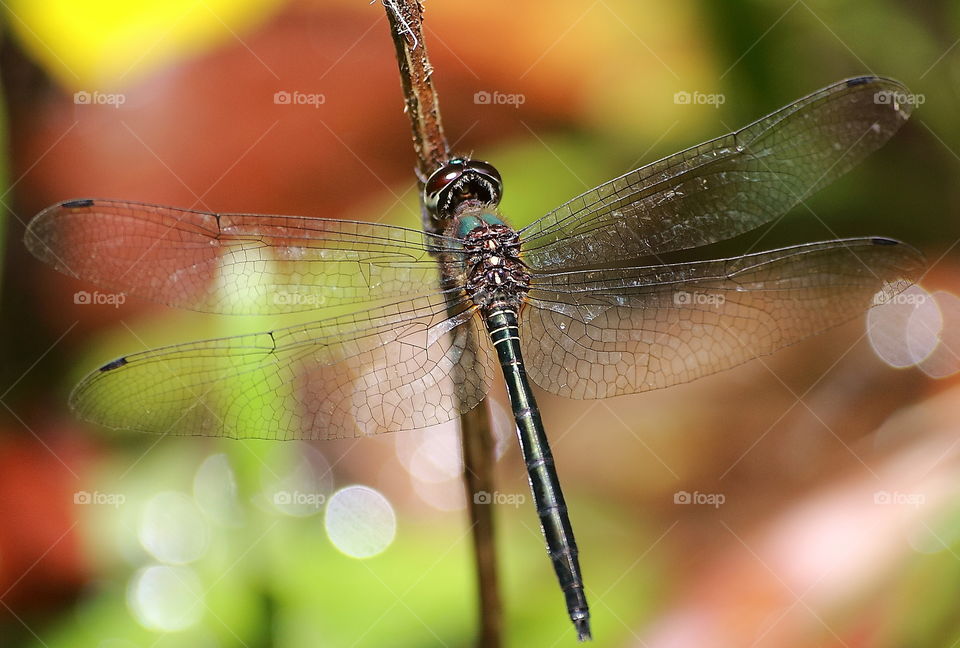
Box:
458;403;500;647
381;0;449;234
381;2;502;646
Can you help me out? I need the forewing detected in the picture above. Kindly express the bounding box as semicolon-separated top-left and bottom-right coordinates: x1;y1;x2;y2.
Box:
521;238;924;398
71;293;495;439
520;77;913;269
25;199;463;314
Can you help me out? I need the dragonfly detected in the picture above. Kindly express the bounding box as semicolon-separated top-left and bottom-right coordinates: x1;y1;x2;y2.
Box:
25;76;923;641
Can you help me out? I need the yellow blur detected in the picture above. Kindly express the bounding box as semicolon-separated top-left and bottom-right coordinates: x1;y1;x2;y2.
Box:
4;0;287;87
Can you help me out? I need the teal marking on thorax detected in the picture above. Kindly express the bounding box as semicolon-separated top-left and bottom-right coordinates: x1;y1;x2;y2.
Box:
480;212;505;226
456;211;506;237
456;214;482;237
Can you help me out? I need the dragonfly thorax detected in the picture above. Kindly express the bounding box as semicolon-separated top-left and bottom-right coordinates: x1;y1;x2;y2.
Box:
457;213;529;310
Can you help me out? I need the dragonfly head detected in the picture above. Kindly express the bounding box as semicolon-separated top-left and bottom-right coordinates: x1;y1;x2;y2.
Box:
424;158;503;220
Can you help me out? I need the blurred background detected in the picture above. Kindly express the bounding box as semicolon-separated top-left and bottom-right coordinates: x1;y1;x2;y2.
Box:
0;0;959;646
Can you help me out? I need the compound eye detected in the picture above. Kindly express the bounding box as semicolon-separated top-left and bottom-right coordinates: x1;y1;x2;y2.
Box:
424;166;462;200
469;160;502;188
423;158;504;219
424;161;465;217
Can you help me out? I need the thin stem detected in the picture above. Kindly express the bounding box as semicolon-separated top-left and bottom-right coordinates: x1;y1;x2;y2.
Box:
382;0;449;234
380;2;502;646
459;402;501;646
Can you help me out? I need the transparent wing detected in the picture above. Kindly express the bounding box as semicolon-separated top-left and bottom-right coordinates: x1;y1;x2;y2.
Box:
70;292;496;439
519;77;913;270
24;199;464;314
521;238;924;399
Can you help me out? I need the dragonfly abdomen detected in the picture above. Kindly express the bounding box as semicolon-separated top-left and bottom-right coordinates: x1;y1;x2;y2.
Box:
482;306;591;641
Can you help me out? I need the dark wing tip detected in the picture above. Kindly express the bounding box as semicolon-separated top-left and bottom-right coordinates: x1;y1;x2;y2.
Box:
869;237;924;260
871;237;899;246
99;357;128;372
26;198;97;242
866;237;926;280
61;198;96;209
840;75;911;96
